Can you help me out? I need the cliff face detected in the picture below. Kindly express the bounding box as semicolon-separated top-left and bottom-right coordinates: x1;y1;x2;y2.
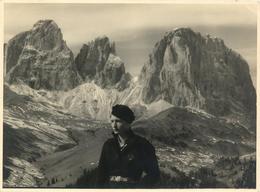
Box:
5;20;80;90
139;28;256;121
75;36;131;90
5;31;29;74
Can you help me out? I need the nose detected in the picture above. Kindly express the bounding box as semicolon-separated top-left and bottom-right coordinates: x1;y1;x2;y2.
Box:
112;121;117;128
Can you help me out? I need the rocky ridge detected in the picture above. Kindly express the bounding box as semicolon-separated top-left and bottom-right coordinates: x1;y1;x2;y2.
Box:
75;36;131;90
4;24;256;129
5;20;131;92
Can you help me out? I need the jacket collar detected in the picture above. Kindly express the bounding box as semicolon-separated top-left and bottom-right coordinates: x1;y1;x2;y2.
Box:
112;129;136;151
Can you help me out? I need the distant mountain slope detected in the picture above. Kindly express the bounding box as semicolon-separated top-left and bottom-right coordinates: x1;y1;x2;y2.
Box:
133;107;255;157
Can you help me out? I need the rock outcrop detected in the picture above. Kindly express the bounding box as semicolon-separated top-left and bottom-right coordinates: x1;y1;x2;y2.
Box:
139;28;256;125
5;20;80;90
75;36;131;90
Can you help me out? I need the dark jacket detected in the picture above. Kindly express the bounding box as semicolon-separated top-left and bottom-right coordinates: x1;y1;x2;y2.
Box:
96;130;160;188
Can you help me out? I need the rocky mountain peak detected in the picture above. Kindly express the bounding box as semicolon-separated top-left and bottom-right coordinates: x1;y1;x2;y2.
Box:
139;27;256;128
162;28;226;51
32;19;58;29
165;27;196;39
27;19;64;51
5;20;80;91
75;36;130;90
94;35;115;52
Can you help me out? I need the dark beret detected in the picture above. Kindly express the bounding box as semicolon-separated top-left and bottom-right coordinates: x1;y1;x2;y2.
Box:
111;104;135;124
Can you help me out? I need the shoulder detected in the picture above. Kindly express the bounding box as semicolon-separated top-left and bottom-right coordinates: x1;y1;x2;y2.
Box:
134;134;155;151
102;137;116;149
104;137;115;144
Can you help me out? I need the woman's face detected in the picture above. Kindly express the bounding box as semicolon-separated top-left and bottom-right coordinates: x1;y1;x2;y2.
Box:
110;114;130;135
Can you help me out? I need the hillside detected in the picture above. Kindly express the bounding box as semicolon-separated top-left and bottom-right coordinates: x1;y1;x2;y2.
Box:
3;83;111;187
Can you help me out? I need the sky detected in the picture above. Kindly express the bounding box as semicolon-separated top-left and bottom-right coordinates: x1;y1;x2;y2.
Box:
4;3;257;86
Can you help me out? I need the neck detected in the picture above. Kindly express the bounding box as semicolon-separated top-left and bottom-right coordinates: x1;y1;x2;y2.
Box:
117;128;132;143
118;132;128;141
117;134;127;148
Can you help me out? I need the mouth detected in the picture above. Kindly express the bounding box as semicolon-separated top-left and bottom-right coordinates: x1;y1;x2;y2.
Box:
113;128;119;134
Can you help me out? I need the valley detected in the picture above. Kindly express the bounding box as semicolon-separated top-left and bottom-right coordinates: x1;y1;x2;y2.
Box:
3;83;256;188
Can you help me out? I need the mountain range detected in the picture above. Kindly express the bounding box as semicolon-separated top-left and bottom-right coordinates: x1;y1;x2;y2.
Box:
3;20;256;188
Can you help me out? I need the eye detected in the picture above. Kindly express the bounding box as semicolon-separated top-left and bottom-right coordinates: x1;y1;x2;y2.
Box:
111;119;122;124
116;120;123;124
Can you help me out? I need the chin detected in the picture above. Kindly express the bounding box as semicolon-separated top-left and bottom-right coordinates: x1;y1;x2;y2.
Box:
113;130;119;134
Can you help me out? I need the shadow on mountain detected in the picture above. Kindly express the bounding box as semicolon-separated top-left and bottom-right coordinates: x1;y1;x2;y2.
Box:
3;123;41;180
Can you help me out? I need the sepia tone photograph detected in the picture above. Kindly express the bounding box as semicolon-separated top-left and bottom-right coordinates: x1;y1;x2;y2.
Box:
2;1;257;189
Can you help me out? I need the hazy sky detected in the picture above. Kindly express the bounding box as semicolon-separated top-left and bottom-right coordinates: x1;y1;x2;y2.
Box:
4;3;257;86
